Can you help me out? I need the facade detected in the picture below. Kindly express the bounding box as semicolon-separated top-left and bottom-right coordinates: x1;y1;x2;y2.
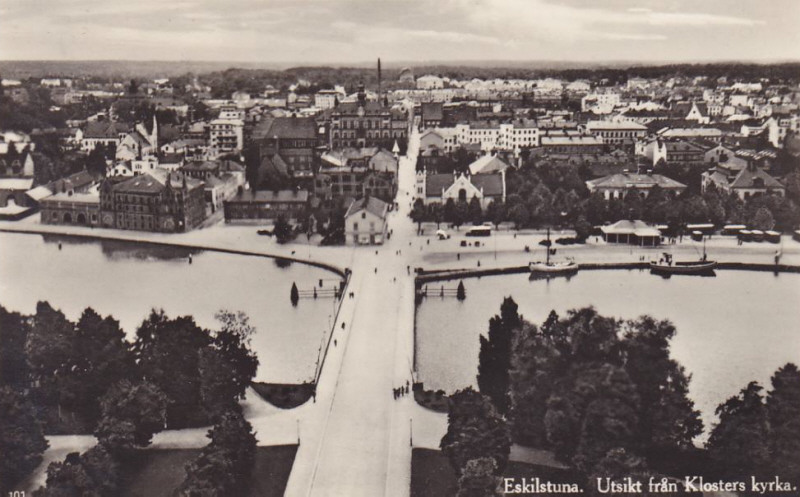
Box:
99;170;205;232
586;173;687;201
78;121;130;152
344;196;389;245
223;189;309;223
315;90;340;110
251;116;320;180
40;192;101;227
585;120;647;148
328;85;408;150
540;132;604;155
209;118;244;156
416;171;505;209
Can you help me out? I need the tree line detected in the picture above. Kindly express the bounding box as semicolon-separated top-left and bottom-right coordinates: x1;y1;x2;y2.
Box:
439;298;800;496
0;303;259;495
411;160;800;233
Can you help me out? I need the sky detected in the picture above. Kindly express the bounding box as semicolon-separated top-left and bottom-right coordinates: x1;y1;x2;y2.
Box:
1;0;798;64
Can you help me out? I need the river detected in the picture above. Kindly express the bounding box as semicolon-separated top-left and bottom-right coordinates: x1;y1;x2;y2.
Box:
0;232;339;384
416;269;800;439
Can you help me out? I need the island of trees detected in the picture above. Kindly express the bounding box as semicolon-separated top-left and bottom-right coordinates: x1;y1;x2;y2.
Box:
439;298;800;496
0;303;260;496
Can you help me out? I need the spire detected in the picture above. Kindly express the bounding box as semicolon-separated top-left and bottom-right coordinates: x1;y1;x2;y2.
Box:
377;57;382;104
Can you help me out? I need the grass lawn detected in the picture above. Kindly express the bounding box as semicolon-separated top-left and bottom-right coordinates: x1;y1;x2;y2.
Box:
411;448;573;497
119;445;298;497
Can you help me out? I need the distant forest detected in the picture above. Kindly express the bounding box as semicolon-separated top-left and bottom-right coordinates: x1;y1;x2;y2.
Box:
2;60;799;86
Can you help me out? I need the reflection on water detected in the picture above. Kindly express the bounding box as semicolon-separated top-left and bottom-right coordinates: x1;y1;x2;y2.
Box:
0;232;339;384
417;269;800;440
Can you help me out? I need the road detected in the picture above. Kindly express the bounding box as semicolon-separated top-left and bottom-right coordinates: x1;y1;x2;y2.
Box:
283;130;421;497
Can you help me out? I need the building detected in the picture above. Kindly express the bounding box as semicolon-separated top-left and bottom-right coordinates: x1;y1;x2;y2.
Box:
586;173;687;201
600;220;662;246
420;128;458;154
209;118;244;157
540;131;604;155
420;103;444;129
0;144;35;177
585;120;647;149
416;75;444;90
40;191;101;227
251;116;320;181
416;171;505;209
344;196;389;245
223;189;309;223
468;155;511;175
702;163;785;201
315;90;340;110
328;84;408;150
78;121;130;152
99;170;205;232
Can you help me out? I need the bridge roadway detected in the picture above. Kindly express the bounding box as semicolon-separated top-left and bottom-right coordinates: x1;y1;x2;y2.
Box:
283;131;421;497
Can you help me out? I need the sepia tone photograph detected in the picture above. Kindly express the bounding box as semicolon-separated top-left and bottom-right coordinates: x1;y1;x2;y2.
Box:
1;1;799;495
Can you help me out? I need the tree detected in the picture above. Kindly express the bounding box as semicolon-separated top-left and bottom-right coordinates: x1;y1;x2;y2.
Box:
457;457;500;497
177;409;257;496
706;381;770;479
573;216;592;242
749;206;775;231
85;144;108;178
95;379;168;451
0;387;49;494
509;203;530;230
70;308;134;424
547;363;640;474
0;304;30;389
411;198;427;233
132;310;212;427
766;363;800;484
485;201;506;228
621;317;703;455
588;448;658;497
34;445;119;497
477;298;519;414
290;282;299;306
197;312;258;419
274;215;294;244
440;387;511;477
468;196;483;225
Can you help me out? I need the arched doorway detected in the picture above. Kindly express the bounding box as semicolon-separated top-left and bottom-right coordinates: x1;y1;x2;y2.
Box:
77;213;87;225
63;213;72;224
458;188;467;202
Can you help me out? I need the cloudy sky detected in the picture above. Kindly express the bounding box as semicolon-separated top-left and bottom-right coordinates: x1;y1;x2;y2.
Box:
1;0;798;64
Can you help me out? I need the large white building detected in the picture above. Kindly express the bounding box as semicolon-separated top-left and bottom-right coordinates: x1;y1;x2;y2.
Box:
585;120;647;147
209;119;244;157
416;75;445;90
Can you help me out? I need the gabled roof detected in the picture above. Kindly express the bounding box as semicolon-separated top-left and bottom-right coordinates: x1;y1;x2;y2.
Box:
729;167;784;190
587;173;686;190
83;121;129;139
251;116;317;141
113;170;202;193
469;155;510;175
345;195;389;220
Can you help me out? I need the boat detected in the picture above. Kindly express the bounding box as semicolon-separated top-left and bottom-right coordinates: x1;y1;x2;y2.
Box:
649;239;717;276
529;228;579;276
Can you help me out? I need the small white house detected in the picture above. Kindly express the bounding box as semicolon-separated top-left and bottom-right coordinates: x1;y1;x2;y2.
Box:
344;196;389;245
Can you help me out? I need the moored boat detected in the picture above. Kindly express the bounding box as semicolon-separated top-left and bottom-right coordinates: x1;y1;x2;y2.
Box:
529;228;580;276
650;252;716;276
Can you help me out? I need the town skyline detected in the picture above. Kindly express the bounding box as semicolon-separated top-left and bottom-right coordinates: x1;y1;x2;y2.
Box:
1;0;798;63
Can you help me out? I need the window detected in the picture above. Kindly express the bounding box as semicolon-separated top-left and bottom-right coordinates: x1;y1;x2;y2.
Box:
361;212;366;219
